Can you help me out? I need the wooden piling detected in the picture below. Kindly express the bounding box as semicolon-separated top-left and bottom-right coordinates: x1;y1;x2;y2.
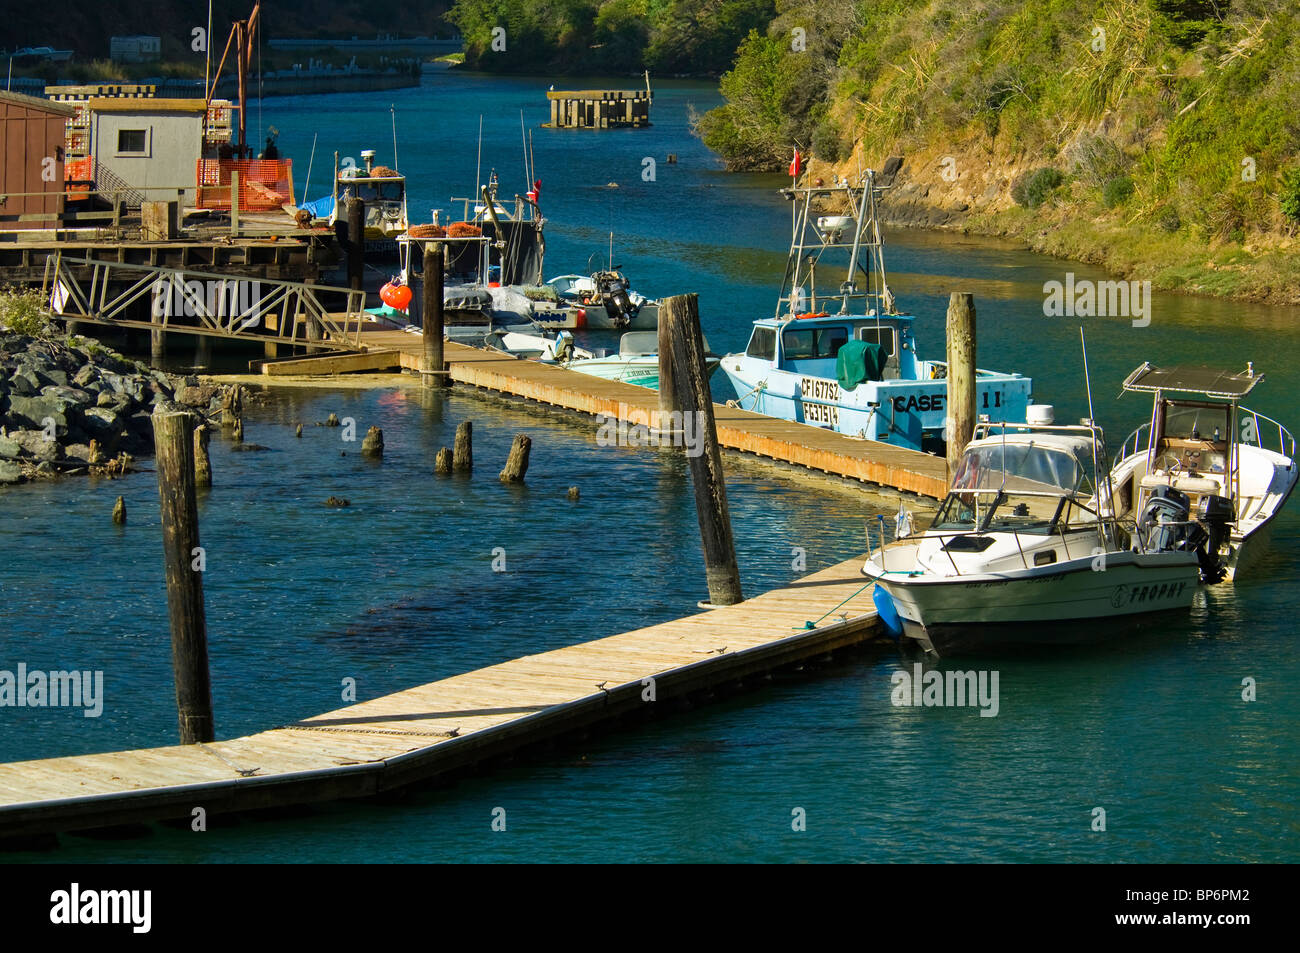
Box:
193;423;212;487
499;434;532;483
152;411;214;745
945;292;977;482
661;293;743;606
361;425;384;457
346;197;365;293
656;304;679;435
194;335;210;370
434;447;452;474
453;420;472;472
422;243;446;385
111;495;126;524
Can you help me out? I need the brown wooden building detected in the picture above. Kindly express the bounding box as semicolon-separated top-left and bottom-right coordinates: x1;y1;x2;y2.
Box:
0;91;75;231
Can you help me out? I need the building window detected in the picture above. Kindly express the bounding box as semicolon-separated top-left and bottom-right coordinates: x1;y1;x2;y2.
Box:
117;129;148;154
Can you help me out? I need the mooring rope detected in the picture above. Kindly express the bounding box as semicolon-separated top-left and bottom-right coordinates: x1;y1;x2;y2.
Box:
793;580;876;631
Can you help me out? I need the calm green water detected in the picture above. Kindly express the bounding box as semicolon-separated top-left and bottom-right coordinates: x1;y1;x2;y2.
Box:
1;70;1297;862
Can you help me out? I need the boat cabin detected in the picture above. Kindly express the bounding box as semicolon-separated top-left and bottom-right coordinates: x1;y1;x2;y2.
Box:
1110;363;1260;521
742;314;915;381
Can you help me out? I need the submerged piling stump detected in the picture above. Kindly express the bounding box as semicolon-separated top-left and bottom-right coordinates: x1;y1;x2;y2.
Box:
111;495;126;524
453;421;472;471
662;292;743;606
152;410;214;745
193;424;212;487
435;447;453;474
361;426;384;458
499;434;532;484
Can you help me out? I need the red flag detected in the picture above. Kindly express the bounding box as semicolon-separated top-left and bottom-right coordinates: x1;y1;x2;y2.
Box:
788;149;803;178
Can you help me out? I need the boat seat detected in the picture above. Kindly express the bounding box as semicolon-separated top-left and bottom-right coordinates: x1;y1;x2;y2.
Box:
1141;472;1222;497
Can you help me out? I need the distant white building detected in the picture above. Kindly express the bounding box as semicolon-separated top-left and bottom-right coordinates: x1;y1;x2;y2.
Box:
110;36;161;64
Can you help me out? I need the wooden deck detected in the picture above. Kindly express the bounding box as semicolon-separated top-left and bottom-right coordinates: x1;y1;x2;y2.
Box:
281;332;949;499
0;556;882;839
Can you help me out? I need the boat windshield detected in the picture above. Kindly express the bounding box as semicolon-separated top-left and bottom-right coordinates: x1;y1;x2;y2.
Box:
951;440;1095;496
931;490;1066;535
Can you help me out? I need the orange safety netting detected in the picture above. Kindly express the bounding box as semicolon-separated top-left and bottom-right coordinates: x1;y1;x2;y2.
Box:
196;158;295;211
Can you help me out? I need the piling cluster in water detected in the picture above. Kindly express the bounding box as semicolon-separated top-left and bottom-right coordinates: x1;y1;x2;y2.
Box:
0;332;239;487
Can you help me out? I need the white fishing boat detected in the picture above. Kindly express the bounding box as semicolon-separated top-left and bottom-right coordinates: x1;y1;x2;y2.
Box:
1106;363;1297;581
486;329;718;390
864;419;1229;656
541;271;660;330
302;149;409;261
720;170;1035;452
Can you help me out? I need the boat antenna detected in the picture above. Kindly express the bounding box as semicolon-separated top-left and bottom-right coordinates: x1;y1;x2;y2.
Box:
301;131;318;208
205;0;213;96
520;110;530;190
473;115;483;220
1080;325;1097;424
391;104;399;172
1080;326;1118;549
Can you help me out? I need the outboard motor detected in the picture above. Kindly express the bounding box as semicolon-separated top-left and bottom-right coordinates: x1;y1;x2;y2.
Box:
596;271;639;327
1137;486;1197;554
1195;494;1233;583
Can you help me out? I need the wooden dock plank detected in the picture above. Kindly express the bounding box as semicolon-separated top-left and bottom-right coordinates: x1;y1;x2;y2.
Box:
0;555;883;836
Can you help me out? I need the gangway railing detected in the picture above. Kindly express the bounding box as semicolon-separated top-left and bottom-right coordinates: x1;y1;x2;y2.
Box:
41;255;367;350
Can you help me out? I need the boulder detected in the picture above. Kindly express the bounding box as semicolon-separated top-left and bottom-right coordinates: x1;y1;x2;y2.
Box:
177;383;219;408
6;393;73;433
0;436;21;460
9;365;41;397
73;363;101;388
7;430;61;462
0;460;22;485
79;405;124;437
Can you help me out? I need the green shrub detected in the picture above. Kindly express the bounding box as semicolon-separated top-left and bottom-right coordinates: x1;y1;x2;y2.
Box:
1154;205;1182;233
0;285;50;336
1012;168;1065;208
1280;167;1300;225
1103;175;1135;208
812;119;847;163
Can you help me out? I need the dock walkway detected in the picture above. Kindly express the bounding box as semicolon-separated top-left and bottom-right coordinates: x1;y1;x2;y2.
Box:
279;333;949;499
0;556;881;839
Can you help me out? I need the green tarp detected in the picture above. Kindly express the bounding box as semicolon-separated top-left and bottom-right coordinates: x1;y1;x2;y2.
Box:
836;340;884;391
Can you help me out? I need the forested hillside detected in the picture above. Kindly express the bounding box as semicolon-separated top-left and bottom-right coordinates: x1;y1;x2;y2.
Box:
697;0;1300;301
449;0;775;74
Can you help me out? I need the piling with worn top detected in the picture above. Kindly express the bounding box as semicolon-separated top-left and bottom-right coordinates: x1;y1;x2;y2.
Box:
346;197;365;293
656;302;679;436
193;423;212;487
945;292;977;482
153;410;214;745
453;421;472;472
661;293;743;606
499;434;532;483
422;243;447;386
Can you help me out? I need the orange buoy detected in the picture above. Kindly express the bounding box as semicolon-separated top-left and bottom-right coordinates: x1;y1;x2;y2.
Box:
380;281;413;311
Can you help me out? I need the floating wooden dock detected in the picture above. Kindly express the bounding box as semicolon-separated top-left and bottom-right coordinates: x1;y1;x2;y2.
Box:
266;333;950;499
0;556;881;840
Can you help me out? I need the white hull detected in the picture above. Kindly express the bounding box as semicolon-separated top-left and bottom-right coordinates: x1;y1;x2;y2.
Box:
866;545;1200;655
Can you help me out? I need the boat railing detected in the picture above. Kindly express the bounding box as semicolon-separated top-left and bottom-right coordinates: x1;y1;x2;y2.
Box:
1116;410;1293;464
1114;423;1151;468
1240;406;1296;457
